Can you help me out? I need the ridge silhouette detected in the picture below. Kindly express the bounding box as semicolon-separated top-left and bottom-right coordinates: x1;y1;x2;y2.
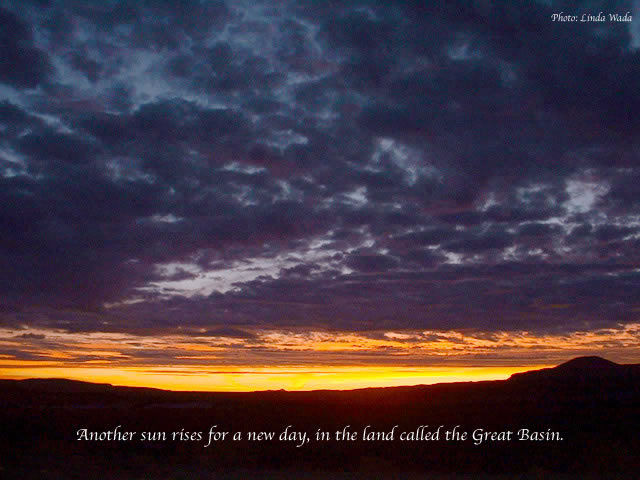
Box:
508;356;640;385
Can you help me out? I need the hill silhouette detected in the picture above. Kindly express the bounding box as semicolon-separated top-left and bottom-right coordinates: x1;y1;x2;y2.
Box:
508;356;640;391
510;356;623;378
1;356;638;478
555;355;620;369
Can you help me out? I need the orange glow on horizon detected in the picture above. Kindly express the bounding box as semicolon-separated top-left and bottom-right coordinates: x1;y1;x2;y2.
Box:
0;364;545;392
1;323;638;391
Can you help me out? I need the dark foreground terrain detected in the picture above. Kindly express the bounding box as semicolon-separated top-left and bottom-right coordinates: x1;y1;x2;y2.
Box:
1;356;639;479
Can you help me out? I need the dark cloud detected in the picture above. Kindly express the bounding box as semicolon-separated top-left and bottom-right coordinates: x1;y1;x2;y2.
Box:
346;252;399;273
198;327;256;339
0;0;638;340
0;7;52;88
15;333;46;340
445;226;514;253
19;131;96;165
69;51;102;83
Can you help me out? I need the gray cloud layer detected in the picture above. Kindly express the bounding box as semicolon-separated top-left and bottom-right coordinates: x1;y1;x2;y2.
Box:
1;0;639;336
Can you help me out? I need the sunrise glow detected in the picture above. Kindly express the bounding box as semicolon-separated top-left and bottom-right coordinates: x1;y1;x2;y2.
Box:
0;364;543;392
2;323;639;391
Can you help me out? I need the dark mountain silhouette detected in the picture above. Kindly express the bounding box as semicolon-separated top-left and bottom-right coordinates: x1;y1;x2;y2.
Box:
0;377;115;393
0;377;166;394
1;357;638;478
511;356;622;378
508;356;640;390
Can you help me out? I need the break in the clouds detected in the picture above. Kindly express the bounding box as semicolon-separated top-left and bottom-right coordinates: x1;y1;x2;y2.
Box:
1;0;639;352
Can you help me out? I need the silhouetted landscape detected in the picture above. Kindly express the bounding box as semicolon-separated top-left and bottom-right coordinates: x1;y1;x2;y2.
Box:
1;357;638;479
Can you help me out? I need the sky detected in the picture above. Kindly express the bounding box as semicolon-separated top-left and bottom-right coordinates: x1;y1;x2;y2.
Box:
1;0;639;390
